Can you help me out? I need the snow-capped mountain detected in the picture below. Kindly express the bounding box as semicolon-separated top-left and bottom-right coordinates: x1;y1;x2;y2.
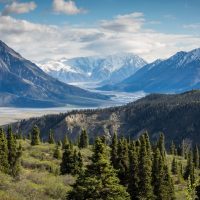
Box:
99;48;200;93
0;40;109;107
38;53;147;84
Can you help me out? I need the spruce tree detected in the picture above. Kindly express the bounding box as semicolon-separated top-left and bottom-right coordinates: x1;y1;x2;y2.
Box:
62;135;69;149
184;150;195;184
53;144;62;159
78;129;89;149
157;132;166;159
128;142;140;200
170;141;176;155
110;132;118;169
144;132;152;159
31;125;40;146
171;157;178;175
60;144;74;174
67;137;130;200
48;129;55;144
116;138;129;185
138;135;154;200
152;148;175;200
193;145;199;169
7;126;21;177
72;149;83;175
0;127;9;173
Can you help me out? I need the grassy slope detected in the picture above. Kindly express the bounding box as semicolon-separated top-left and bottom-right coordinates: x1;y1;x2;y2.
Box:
0;140;197;200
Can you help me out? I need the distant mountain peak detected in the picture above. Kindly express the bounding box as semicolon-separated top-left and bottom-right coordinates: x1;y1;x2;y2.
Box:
99;47;200;93
39;53;147;84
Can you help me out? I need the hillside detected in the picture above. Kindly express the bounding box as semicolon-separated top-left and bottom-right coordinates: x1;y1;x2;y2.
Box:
0;135;198;200
99;48;200;93
10;90;200;146
0;40;109;108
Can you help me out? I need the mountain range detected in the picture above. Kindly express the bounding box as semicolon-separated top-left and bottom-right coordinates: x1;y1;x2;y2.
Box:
38;53;147;85
0;40;109;108
99;48;200;93
9;90;200;146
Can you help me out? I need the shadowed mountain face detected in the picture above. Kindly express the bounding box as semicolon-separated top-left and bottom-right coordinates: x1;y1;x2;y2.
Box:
99;48;200;93
10;90;200;146
0;40;109;107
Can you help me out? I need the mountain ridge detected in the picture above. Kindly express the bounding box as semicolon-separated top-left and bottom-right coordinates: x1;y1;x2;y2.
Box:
99;48;200;93
38;53;147;84
9;89;200;145
0;40;109;108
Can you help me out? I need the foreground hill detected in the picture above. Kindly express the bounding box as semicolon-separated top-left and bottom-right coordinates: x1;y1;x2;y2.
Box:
99;48;200;93
0;40;109;107
10;90;200;145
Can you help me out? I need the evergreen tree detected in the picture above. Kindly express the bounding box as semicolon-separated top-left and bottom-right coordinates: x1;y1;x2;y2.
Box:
0;127;9;173
144;132;152;159
62;135;69;149
152;148;175;200
138;135;154;200
157;132;166;159
48;129;55;144
128;142;140;200
171;157;178;175
31;125;40;146
116;138;129;185
72;149;83;175
53;144;62;159
78;129;89;148
184;151;195;184
67;137;130;200
60;144;74;175
7;126;21;177
193;145;199;169
110;132;118;169
170;141;176;155
181;140;186;158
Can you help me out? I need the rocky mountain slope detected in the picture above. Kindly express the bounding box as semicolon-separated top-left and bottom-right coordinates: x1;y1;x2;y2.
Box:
99;48;200;93
10;90;200;145
0;40;109;107
38;53;147;84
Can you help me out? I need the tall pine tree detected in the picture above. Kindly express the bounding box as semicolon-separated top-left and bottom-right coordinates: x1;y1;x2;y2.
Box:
110;132;118;169
0;127;9;173
60;144;74;175
128;142;140;200
48;129;55;144
78;129;89;149
138;134;154;200
31;125;40;146
7;126;21;177
67;137;130;200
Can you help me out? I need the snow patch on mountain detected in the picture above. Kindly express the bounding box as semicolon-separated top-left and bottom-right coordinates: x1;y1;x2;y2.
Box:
38;53;147;84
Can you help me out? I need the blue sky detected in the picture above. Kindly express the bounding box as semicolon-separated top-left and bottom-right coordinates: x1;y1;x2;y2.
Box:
0;0;200;62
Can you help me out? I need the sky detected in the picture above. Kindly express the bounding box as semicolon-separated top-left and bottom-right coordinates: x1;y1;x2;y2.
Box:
0;0;200;62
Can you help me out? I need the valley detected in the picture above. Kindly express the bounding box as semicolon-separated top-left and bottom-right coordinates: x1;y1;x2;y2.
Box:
0;90;146;126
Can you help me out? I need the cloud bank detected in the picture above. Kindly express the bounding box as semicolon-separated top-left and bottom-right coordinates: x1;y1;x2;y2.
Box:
0;12;199;62
2;1;36;15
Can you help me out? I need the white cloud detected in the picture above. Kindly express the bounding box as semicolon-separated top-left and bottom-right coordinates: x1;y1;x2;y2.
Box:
101;12;144;33
53;0;86;15
0;13;200;63
2;1;36;15
183;23;200;29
